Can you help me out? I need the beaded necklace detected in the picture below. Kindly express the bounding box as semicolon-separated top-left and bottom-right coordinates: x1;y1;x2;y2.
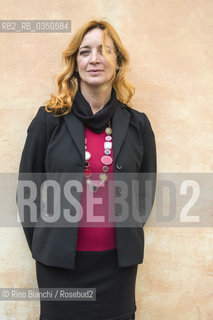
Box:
84;120;112;192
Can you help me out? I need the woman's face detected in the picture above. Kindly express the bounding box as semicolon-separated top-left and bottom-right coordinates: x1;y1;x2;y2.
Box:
76;28;118;89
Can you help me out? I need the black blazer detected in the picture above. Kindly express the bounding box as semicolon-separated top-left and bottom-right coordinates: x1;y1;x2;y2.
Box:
17;99;157;269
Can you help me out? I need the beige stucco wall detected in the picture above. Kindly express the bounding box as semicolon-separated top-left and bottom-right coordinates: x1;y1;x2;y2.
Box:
0;0;212;319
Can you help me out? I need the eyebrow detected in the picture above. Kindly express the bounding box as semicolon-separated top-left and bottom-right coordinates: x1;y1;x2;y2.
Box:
79;45;112;50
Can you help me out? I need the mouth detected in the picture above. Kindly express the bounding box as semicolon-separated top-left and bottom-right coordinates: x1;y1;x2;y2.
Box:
88;70;104;73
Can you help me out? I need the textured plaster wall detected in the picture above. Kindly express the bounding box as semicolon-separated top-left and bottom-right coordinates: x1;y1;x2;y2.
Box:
0;0;212;319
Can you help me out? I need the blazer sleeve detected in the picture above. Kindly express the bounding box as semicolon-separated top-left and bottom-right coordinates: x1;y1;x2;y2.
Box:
16;107;47;252
139;113;157;227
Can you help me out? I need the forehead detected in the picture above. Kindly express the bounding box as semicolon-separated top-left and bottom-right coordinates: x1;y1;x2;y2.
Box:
80;28;114;48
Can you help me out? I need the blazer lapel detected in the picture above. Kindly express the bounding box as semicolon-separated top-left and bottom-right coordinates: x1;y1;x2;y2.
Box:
111;105;130;163
64;112;85;163
64;104;130;165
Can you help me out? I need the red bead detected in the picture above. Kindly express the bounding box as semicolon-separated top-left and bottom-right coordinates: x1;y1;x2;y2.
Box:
84;168;91;177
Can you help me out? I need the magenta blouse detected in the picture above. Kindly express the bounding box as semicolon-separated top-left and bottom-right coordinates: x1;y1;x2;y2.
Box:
76;125;117;251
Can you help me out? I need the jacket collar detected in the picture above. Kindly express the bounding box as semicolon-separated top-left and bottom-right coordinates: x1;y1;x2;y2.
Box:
64;102;130;165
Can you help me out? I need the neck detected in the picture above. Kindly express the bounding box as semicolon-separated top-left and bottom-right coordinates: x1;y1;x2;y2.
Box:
79;83;113;114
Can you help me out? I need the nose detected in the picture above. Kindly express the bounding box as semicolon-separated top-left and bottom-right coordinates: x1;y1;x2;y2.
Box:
90;50;100;64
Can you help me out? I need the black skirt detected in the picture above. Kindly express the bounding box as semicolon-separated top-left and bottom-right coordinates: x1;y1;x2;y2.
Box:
35;249;137;320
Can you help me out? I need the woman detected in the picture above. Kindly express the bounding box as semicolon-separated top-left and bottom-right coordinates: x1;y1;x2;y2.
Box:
17;20;157;320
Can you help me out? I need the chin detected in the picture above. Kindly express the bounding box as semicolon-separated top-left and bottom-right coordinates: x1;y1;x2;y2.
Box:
83;80;107;87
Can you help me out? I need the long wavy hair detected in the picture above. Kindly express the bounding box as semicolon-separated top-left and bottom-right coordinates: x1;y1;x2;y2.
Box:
44;20;135;116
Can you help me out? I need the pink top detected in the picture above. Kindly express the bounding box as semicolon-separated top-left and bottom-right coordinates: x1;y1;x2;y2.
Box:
76;125;117;251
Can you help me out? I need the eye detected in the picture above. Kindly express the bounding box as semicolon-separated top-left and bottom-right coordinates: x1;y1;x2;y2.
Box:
79;50;90;55
98;48;112;56
106;48;112;54
104;48;113;55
